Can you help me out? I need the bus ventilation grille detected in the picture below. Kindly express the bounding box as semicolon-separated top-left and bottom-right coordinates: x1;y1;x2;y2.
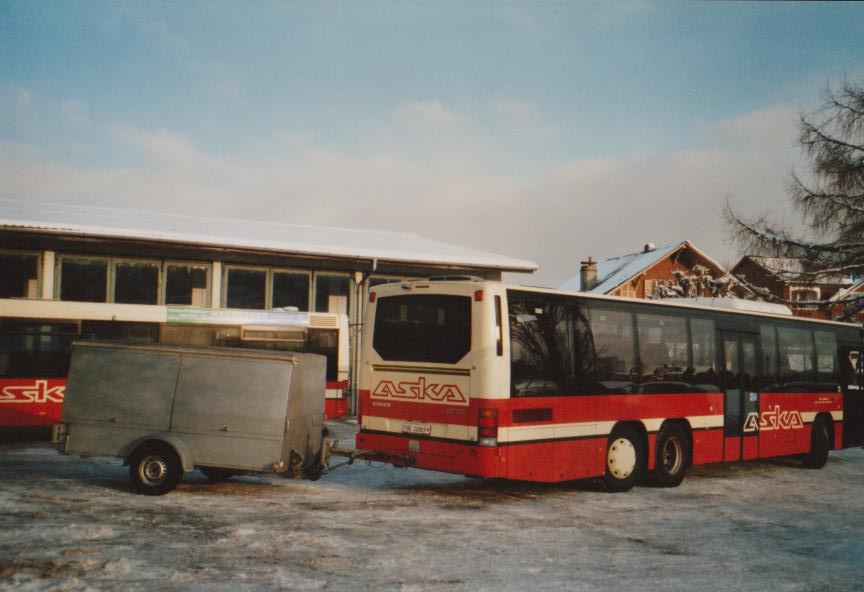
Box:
309;315;339;329
512;408;553;424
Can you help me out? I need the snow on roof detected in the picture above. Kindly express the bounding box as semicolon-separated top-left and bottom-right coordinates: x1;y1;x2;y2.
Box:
739;256;853;285
560;243;678;293
743;256;807;275
0;199;537;273
560;240;726;294
830;278;864;302
686;297;793;316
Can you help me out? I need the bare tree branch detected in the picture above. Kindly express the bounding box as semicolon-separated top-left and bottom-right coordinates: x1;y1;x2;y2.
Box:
726;77;864;322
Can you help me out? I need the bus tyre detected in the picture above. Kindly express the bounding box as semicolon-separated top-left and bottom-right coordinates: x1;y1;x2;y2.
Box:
652;423;690;488
604;425;644;492
200;468;234;482
802;418;831;470
129;443;182;495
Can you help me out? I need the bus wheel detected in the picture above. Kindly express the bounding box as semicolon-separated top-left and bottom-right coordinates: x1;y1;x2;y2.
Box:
652;423;690;487
802;418;831;469
129;443;182;495
200;468;235;482
604;425;644;492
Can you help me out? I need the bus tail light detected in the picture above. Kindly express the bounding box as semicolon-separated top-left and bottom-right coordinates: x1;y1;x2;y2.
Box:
478;408;498;447
369;291;377;303
474;290;484;302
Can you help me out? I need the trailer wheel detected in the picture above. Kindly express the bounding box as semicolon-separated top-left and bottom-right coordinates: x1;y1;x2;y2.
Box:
652;423;690;488
603;425;644;492
200;468;235;483
129;443;182;495
802;417;831;469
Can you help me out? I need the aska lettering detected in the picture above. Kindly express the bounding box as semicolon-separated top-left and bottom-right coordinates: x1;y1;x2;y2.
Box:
742;405;804;433
0;380;66;404
372;377;466;404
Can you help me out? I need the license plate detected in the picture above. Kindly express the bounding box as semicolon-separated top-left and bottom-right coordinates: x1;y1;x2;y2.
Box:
401;423;431;435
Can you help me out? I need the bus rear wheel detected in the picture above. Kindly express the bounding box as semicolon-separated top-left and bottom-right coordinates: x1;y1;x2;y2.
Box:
604;425;644;492
802;417;831;469
652;423;690;487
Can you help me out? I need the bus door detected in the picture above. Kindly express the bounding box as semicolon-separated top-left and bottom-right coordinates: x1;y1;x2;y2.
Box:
721;332;759;462
841;347;864;447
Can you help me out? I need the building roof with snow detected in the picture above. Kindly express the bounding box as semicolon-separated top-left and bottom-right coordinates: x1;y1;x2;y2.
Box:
732;256;853;286
0;199;537;274
559;240;725;294
830;278;864;302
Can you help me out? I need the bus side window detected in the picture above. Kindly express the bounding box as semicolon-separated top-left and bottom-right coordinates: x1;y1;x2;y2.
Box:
637;313;689;394
778;326;815;392
583;305;637;395
508;298;574;396
690;318;719;392
0;322;78;378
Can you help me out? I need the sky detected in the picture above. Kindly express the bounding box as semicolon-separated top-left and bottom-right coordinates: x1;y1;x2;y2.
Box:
2;1;863;286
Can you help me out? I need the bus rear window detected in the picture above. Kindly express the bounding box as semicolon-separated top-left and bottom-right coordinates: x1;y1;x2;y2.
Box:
373;295;471;364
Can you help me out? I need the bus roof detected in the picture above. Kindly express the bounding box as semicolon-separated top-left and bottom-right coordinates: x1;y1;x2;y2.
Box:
376;278;861;331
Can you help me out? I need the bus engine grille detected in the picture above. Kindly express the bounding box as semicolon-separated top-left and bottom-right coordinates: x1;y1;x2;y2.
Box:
512;408;553;424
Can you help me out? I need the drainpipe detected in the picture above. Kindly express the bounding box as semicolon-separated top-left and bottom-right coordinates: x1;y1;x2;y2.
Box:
349;258;377;416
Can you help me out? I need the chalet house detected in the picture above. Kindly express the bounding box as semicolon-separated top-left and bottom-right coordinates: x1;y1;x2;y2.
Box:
730;256;858;320
560;240;731;298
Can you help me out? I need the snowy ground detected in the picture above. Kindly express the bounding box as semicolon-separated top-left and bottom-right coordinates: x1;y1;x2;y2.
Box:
1;420;863;592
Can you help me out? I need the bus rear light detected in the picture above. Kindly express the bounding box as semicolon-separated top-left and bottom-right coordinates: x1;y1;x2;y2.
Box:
474;290;484;302
369;291;377;303
478;408;498;447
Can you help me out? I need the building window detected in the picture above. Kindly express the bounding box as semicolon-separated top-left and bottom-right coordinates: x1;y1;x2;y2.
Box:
0;252;39;298
791;288;819;302
60;257;108;302
114;260;160;305
165;263;209;306
315;274;350;314
272;271;309;310
643;280;659;298
225;267;267;309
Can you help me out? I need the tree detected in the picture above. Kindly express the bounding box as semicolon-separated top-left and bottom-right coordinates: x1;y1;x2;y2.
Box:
725;78;864;321
649;265;741;300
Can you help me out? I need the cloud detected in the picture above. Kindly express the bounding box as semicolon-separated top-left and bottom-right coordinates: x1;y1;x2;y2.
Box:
2;95;806;287
111;126;205;168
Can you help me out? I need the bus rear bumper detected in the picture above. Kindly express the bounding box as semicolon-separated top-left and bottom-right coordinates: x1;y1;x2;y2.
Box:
356;430;507;478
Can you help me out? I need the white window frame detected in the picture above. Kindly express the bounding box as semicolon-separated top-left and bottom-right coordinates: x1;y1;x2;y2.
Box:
791;287;821;302
313;271;352;315
111;257;162;305
56;254;110;302
0;249;42;299
163;260;212;307
270;268;312;311
223;265;312;310
223;264;270;310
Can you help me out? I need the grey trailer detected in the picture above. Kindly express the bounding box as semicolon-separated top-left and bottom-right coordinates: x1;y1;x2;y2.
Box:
57;342;326;495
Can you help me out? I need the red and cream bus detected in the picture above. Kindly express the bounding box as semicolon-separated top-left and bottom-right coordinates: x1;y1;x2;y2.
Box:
357;279;864;491
0;299;349;430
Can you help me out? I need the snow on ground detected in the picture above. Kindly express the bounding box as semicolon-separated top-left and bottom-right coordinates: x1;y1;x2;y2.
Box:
1;420;863;591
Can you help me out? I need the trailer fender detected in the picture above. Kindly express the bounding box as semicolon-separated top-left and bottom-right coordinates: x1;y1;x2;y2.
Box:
122;434;195;473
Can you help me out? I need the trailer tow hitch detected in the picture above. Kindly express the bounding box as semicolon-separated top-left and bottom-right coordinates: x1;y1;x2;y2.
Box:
322;440;413;472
